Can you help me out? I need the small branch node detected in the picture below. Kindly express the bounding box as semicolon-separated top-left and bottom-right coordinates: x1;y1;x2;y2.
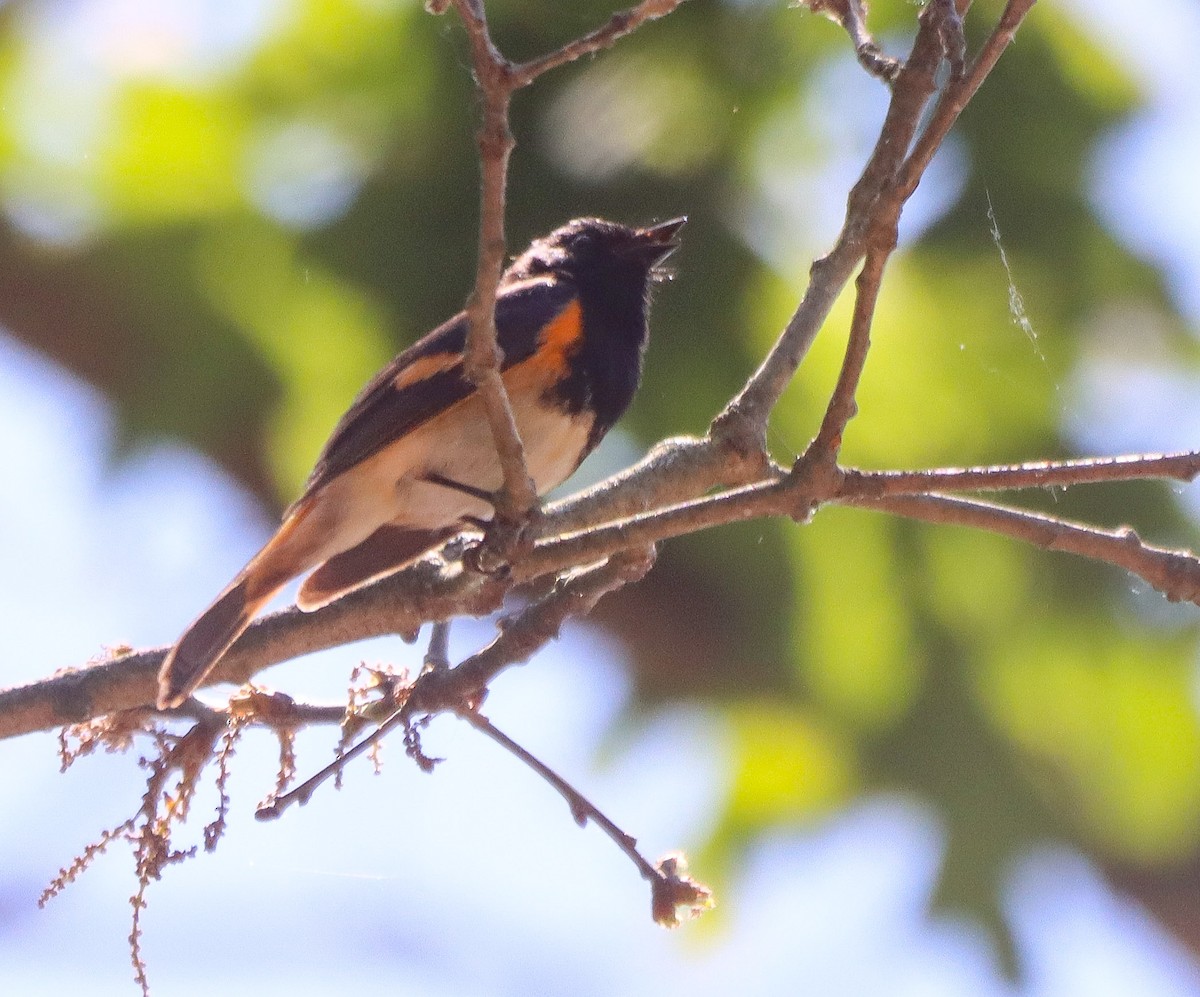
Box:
857;43;902;83
800;0;901;82
707;407;771;471
926;0;968;80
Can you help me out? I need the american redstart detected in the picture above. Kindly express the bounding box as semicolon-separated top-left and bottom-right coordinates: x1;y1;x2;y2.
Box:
157;216;686;709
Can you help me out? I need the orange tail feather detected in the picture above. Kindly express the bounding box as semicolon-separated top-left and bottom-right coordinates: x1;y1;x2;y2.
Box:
156;505;318;709
156;577;266;708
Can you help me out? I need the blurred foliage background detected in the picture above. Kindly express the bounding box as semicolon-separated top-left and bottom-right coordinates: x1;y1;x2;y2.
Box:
4;0;1200;978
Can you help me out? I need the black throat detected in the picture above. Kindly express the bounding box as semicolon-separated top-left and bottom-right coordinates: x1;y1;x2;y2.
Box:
552;262;653;449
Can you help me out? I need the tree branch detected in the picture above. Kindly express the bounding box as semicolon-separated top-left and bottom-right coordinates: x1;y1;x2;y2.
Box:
447;0;687;537
803;0;903;82
455;705;714;929
842;451;1200;498
713;0;969;453
10;441;1199;743
450;0;537;527
806;244;890;468
850;492;1200;606
257;548;654;820
511;0;687;87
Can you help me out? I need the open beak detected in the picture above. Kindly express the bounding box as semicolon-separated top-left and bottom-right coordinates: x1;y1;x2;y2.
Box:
634;216;687;267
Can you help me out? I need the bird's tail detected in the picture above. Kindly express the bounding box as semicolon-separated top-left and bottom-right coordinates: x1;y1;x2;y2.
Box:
156;507;316;709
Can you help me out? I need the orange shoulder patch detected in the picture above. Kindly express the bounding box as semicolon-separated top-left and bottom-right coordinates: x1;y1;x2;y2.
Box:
514;298;583;382
541;298;583;356
392;351;461;391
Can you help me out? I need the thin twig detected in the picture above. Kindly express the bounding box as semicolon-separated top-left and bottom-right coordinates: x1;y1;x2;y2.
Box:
841;452;1200;498
457;707;661;882
714;0;1034;453
462;711;715;928
805;0;902;81
525;477;792;579
851;492;1200;606
256;699;412;820
226;691;348;729
512;0;687;87
450;0;537;527
256;549;655;820
896;0;1037;202
446;0;689;542
806;244;890;467
529;449;1200;593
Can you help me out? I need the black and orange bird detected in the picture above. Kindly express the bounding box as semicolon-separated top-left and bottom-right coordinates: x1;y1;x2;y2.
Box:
157;216;685;709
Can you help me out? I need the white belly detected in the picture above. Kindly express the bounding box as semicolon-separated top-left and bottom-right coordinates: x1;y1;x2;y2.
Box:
313;390;594;548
